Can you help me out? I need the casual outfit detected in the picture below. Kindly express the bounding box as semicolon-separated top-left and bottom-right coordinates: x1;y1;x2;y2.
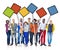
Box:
17;24;20;44
5;23;11;45
40;23;46;46
30;23;38;46
23;24;29;46
46;24;55;46
20;24;24;44
28;22;31;44
11;23;17;45
35;22;40;45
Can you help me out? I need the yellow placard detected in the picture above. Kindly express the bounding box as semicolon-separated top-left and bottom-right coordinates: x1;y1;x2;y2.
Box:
19;7;29;17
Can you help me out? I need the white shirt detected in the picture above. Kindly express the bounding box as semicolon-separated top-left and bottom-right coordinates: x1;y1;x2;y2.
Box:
38;23;40;32
8;24;11;30
40;23;46;30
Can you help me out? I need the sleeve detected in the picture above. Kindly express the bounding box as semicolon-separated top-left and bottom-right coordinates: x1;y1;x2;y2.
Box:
52;24;55;32
46;24;48;31
30;24;33;30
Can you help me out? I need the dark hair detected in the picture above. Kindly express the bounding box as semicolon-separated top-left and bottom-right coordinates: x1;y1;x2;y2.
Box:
28;18;31;19
43;19;45;21
24;21;28;24
6;20;9;24
33;19;37;22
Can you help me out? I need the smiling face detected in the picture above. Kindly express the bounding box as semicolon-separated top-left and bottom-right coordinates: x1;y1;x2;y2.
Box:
28;18;31;22
42;19;45;23
50;20;53;24
20;18;23;22
12;19;15;23
6;20;9;24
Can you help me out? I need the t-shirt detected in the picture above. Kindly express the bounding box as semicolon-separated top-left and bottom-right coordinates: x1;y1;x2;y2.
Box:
40;23;46;30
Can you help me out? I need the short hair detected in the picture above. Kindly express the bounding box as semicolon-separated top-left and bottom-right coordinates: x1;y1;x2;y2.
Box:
33;19;37;22
28;18;31;19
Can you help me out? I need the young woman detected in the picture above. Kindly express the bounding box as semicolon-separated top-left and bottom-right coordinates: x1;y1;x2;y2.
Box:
23;22;29;46
5;20;11;45
46;20;55;46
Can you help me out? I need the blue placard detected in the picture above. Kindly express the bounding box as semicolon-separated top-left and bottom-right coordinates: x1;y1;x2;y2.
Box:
48;5;58;16
27;3;37;14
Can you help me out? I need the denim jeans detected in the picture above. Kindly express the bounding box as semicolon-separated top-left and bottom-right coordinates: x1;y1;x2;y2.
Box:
30;32;34;45
18;33;20;44
48;32;53;45
11;33;17;45
6;30;11;45
24;32;29;45
35;32;40;44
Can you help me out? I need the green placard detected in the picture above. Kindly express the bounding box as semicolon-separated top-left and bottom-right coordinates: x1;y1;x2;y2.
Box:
3;7;14;18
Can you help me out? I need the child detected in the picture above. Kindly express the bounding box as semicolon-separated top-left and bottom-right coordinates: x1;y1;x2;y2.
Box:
46;20;55;46
23;22;29;46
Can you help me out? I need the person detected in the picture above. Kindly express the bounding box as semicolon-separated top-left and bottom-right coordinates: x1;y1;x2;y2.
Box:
35;20;41;45
17;23;20;44
27;18;31;43
46;20;55;46
19;18;24;44
5;20;11;45
30;19;38;46
10;19;17;46
40;19;46;46
23;22;29;46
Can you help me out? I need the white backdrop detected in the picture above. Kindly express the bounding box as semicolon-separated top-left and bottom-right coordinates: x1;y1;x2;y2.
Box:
0;0;60;50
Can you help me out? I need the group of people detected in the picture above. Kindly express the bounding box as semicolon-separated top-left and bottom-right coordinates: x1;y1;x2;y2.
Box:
5;18;55;47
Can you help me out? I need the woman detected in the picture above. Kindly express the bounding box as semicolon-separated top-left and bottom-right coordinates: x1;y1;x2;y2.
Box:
46;20;55;46
5;20;11;45
20;22;24;44
23;22;29;46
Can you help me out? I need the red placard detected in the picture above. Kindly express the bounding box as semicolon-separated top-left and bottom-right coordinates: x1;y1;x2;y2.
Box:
36;7;47;18
11;3;21;14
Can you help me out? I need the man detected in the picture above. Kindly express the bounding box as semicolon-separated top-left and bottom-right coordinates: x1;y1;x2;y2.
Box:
46;20;55;46
40;19;46;46
30;19;38;46
10;19;17;46
27;18;31;43
35;20;41;45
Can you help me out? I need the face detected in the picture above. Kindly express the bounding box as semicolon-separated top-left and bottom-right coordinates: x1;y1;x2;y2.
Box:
12;19;15;23
33;19;36;23
50;20;52;24
28;18;31;22
37;20;40;23
20;18;23;22
42;19;45;23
